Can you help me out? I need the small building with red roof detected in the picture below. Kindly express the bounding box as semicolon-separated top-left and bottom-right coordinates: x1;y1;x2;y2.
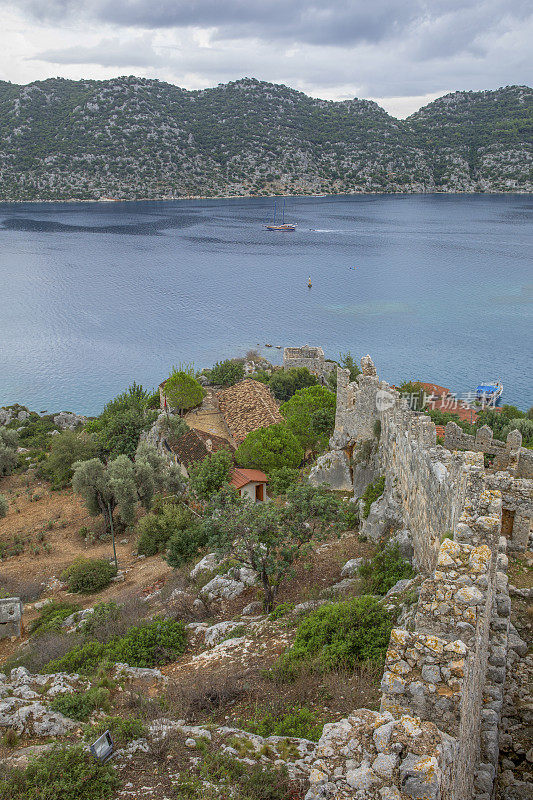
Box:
230;468;269;502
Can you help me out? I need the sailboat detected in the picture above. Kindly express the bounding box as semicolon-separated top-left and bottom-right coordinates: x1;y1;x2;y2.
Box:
265;199;296;231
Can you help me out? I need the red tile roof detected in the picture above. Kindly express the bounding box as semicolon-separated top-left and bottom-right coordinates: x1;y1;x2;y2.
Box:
420;382;450;397
169;428;234;469
230;468;268;490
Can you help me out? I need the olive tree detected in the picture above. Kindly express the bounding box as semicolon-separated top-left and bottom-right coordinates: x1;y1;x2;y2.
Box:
72;442;183;537
204;484;347;611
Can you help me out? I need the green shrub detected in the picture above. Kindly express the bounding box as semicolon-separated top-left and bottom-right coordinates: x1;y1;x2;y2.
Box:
80;601;122;639
267;467;299;496
361;475;385;519
30;601;79;636
45;640;107;674
0;427;19;476
61;558;117;594
189;448;234;501
273;596;392;676
166;521;207;568
39;430;98;489
0;744;120;800
109;618;187;667
194;745;302;800
50;686;110;721
241;705;323;741
45;618;187;673
84;715;147;745
137;503;196;556
14;416;57;452
207;359;245;387
269;602;295;620
86;382;157;459
358;544;414;595
0;494;8;519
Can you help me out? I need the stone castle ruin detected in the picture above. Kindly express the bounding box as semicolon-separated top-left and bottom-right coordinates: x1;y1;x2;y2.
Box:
283;345;336;382
305;356;532;800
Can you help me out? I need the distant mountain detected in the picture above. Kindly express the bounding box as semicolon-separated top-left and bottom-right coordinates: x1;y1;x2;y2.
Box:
0;77;531;200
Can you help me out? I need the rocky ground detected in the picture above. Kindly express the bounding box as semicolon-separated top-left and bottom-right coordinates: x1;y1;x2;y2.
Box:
0;474;402;798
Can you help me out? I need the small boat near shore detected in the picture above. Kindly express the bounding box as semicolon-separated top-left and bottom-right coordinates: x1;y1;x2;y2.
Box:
475;381;503;404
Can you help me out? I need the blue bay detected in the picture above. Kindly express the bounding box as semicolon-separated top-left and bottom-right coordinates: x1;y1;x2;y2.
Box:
0;193;531;415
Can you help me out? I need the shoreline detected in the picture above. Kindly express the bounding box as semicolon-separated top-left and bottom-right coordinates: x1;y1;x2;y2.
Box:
1;189;532;205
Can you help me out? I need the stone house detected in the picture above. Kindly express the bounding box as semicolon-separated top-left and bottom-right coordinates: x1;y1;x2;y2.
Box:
230;468;269;502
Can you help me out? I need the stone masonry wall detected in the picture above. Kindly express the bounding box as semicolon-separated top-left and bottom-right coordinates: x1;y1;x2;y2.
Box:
444;421;533;478
306;472;508;800
283;345;336;380
305;355;516;800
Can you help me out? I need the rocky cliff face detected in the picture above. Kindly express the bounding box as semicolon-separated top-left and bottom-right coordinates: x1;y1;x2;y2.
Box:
0;78;530;200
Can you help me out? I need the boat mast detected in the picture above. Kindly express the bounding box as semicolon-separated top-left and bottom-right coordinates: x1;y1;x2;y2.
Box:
273;200;276;223
282;199;285;224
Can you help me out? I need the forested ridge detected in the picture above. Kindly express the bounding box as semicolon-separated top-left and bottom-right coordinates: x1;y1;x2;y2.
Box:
0;77;531;200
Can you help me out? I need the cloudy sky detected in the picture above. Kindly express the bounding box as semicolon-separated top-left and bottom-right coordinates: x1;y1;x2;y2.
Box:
1;1;531;117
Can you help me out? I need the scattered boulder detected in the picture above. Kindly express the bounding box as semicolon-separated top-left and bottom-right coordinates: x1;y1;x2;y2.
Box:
53;411;88;430
341;558;364;578
204;621;244;647
242;602;263;616
200;575;246;602
190;552;221;580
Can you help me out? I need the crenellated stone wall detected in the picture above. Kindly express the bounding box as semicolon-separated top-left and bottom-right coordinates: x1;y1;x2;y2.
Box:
444;421;533;478
304;354;523;800
306;473;508;800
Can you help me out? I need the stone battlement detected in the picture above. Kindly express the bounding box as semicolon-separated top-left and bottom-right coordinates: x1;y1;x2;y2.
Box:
304;355;524;800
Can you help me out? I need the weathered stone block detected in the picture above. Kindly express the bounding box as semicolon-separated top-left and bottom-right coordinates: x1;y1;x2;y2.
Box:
0;598;23;639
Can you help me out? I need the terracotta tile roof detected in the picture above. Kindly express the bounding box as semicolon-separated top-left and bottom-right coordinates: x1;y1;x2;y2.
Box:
419;382;450;397
216;379;283;444
230;468;268;490
169;428;234;470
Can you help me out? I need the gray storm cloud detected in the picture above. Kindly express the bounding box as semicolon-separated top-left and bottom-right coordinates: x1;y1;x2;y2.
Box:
6;0;532;47
2;0;532;105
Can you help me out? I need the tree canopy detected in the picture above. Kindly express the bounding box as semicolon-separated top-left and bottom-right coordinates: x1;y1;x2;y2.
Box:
235;423;304;472
86;382;156;460
71;442;181;536
163;369;205;415
206;359;245;387
281;385;336;452
188;448;234;501
204;483;348;610
268;367;319;402
0;427;18;476
39;430;98;489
